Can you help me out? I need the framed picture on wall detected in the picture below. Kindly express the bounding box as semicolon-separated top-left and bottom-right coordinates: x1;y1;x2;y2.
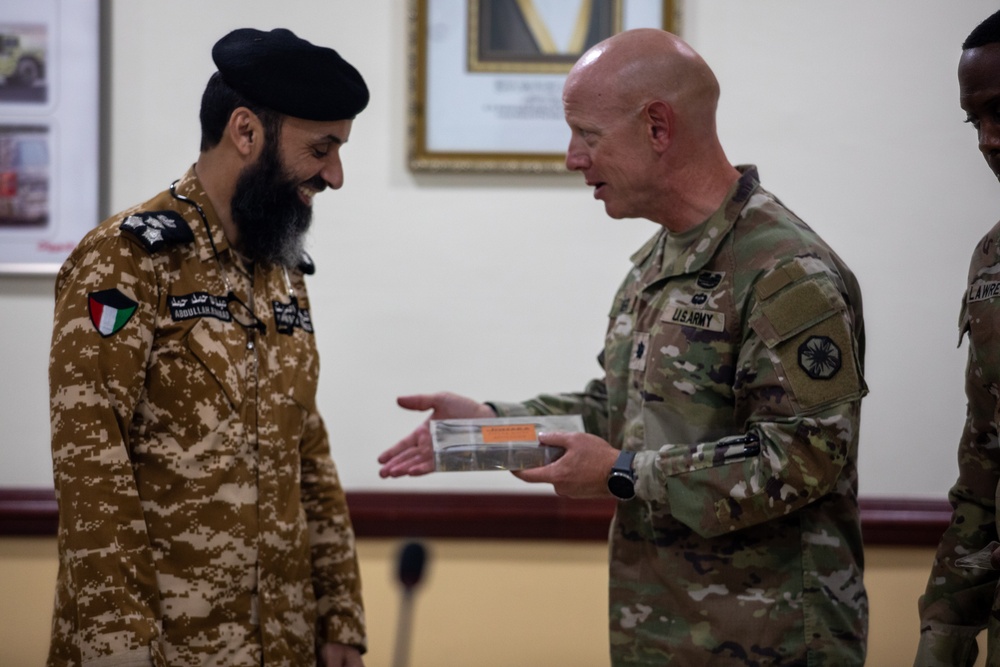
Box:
0;0;100;274
408;0;676;173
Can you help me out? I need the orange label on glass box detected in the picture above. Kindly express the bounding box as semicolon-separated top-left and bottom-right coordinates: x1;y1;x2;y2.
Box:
480;424;538;444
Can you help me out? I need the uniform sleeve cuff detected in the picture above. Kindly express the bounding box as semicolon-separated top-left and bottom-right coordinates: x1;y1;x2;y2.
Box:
633;450;668;503
914;621;982;667
484;401;533;417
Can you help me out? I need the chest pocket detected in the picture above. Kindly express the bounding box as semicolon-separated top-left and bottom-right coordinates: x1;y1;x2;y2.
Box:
188;316;246;410
638;272;736;403
137;314;247;454
602;271;738;449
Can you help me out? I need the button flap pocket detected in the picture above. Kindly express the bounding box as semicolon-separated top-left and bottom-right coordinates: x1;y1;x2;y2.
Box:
187;317;244;409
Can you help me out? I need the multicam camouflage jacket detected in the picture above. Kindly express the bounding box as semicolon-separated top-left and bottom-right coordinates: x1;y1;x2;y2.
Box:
915;220;1000;667
48;168;365;666
491;166;868;666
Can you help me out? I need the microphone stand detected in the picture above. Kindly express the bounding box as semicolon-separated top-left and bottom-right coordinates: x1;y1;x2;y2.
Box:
391;541;427;667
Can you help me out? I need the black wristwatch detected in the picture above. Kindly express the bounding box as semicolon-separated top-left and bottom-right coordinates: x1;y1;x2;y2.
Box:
607;450;637;500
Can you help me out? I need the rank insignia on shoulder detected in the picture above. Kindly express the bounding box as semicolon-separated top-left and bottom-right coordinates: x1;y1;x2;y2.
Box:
120;210;194;252
88;288;138;337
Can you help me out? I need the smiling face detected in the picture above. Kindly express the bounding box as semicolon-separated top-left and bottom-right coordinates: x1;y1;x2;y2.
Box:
231;115;352;267
277;115;354;203
959;42;1000;181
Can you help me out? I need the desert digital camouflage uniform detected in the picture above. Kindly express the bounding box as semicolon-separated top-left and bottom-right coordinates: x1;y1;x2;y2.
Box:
47;167;365;666
915;220;1000;667
490;166;868;665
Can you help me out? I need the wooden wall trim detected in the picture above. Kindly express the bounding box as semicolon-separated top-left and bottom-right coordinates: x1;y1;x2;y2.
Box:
0;488;953;546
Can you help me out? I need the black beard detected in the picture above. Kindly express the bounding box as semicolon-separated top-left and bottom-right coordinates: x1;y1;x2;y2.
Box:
229;137;318;268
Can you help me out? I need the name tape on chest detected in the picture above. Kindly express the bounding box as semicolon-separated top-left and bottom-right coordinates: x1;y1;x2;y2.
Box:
166;291;315;335
662;306;726;332
169;292;232;323
968;280;1000;303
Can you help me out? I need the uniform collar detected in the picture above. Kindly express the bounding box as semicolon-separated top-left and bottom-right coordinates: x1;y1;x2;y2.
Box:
630;165;761;283
172;165;231;264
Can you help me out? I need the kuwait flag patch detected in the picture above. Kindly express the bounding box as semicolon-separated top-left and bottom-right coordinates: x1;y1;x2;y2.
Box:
88;289;138;337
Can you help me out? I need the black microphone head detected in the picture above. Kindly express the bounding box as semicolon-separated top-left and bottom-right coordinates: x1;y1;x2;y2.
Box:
398;541;427;591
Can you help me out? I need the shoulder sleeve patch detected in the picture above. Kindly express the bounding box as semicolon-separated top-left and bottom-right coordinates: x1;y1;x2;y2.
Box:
750;273;864;410
88;288;138;337
119;210;194;252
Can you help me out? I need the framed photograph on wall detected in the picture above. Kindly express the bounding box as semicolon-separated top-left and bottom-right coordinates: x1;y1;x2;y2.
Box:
408;0;676;173
0;0;100;274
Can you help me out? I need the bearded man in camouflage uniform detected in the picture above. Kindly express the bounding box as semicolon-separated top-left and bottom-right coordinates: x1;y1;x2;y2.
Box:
48;28;368;667
916;9;1000;667
379;29;868;666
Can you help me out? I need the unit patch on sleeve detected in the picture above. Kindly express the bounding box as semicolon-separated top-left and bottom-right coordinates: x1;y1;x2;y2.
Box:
798;335;841;380
120;210;194;252
88;289;138;337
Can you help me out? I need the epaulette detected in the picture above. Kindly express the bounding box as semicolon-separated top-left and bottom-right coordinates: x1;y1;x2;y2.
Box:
298;250;316;275
119;210;194;252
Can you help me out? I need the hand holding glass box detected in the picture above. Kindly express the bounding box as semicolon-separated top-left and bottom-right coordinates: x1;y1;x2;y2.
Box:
431;415;585;471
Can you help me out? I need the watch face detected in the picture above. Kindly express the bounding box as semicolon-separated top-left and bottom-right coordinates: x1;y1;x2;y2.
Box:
608;473;635;500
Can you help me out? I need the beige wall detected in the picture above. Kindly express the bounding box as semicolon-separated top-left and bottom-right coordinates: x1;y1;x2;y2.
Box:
0;538;982;667
5;0;1000;501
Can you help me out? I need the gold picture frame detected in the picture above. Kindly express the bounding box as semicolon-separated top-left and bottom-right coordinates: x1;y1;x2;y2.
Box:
408;0;677;173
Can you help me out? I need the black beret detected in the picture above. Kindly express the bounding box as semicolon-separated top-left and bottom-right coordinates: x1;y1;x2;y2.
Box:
212;28;369;121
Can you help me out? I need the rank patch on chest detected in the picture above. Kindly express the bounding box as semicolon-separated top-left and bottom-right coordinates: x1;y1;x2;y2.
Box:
662;306;725;332
798;335;841;380
273;297;315;335
629;332;650;371
968;280;1000;303
119;210;194;252
88;289;138;337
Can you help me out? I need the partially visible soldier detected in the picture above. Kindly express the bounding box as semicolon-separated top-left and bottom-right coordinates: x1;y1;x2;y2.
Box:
379;28;869;666
916;9;1000;667
47;28;368;667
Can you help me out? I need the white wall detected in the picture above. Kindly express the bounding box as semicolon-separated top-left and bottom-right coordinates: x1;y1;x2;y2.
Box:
1;0;996;499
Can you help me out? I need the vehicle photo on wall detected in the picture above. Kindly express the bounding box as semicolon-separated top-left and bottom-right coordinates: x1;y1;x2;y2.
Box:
0;1;98;274
0;125;48;227
0;23;49;230
0;23;46;102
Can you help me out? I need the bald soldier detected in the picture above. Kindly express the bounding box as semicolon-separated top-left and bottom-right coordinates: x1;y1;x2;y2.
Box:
48;29;368;666
916;9;1000;667
379;28;869;665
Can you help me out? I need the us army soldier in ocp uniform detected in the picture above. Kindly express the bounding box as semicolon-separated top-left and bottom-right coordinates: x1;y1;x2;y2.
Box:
380;29;868;665
48;29;368;666
916;9;1000;667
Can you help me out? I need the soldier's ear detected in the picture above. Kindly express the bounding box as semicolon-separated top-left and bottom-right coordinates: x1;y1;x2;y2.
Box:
227;107;264;158
643;100;673;153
